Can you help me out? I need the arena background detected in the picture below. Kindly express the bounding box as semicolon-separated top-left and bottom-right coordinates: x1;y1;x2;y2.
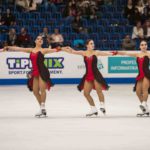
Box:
1;1;150;150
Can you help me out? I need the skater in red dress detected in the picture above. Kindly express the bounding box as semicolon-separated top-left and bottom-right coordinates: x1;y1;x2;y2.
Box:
117;40;150;116
3;35;69;117
68;39;113;117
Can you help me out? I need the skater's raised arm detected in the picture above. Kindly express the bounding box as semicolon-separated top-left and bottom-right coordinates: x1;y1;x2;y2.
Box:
117;40;150;57
42;46;72;54
61;46;72;53
95;50;113;56
72;49;85;56
42;47;61;54
4;46;32;53
117;51;138;57
67;47;85;56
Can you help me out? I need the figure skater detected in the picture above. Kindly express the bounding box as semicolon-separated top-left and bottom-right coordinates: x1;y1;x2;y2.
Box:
117;40;150;116
3;35;69;117
67;39;113;117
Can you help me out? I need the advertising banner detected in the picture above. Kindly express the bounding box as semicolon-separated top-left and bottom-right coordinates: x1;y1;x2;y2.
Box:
0;52;138;84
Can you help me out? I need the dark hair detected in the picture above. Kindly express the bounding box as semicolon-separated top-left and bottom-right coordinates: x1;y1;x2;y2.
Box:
86;39;93;46
140;40;147;44
36;35;43;40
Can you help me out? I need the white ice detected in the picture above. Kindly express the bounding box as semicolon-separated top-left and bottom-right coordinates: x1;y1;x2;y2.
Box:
0;84;150;150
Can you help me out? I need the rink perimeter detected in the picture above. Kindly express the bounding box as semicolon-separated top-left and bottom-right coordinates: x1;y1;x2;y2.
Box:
0;84;150;150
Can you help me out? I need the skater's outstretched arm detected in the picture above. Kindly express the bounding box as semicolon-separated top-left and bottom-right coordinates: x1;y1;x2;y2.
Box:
117;51;138;57
42;47;61;54
3;46;32;53
60;46;72;53
42;46;71;54
67;47;85;56
95;50;113;56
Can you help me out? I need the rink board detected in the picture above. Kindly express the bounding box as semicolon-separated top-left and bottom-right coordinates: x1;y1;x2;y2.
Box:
0;52;138;85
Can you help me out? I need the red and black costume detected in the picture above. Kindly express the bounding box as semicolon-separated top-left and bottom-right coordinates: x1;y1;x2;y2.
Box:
134;56;150;92
27;51;54;91
78;55;109;91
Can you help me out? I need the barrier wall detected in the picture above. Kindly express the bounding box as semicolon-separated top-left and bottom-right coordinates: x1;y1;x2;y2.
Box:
0;52;138;85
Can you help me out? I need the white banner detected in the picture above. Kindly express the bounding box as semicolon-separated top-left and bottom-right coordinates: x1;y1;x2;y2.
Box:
0;52;139;79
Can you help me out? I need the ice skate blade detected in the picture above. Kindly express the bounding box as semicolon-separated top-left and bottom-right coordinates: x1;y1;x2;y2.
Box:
35;114;48;118
86;112;98;117
136;112;149;117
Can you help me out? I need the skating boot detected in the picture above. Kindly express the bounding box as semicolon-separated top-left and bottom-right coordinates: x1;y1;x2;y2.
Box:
86;106;98;117
35;109;47;118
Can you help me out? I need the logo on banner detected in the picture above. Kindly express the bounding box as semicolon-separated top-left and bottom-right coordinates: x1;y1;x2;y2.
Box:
7;58;31;69
97;59;104;70
108;57;138;73
6;57;64;75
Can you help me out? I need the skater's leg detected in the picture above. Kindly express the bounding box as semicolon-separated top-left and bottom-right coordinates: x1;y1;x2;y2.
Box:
84;81;95;106
39;76;47;116
39;76;47;104
84;81;98;116
142;77;149;103
136;80;143;103
33;77;45;117
33;77;41;105
136;78;150;116
141;77;150;113
94;80;104;103
94;80;106;114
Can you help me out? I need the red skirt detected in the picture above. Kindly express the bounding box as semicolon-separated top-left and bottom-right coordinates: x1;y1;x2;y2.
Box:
27;73;53;91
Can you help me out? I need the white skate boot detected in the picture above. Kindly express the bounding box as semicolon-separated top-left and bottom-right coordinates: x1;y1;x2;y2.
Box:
137;104;150;117
100;103;106;115
35;109;47;118
86;106;98;117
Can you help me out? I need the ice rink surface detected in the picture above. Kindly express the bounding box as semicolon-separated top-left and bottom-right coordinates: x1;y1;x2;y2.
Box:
0;84;150;150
